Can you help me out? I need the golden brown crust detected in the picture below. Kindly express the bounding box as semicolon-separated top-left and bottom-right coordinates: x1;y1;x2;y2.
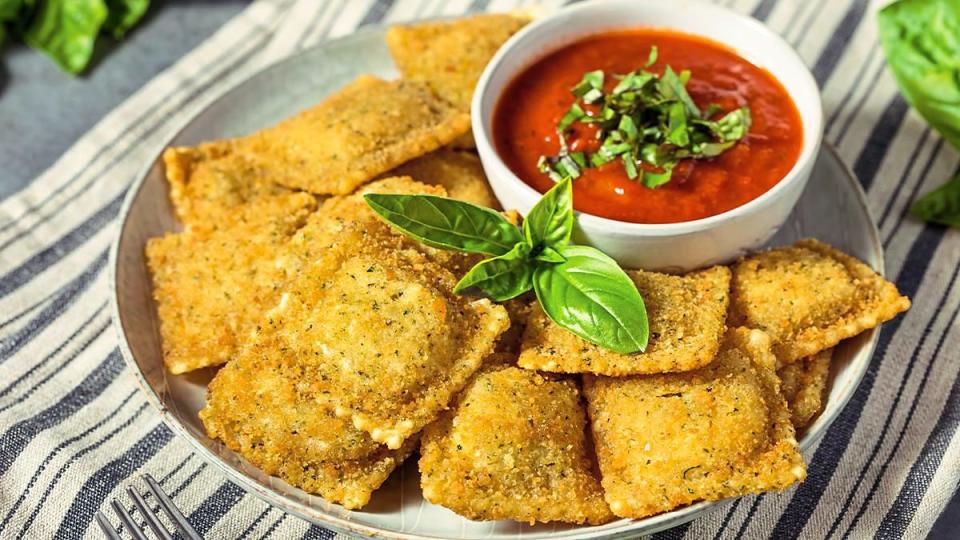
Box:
161;142;294;227
199;338;415;510
245;188;510;448
729;238;910;364
778;348;832;430
583;328;806;519
239;75;470;194
145;192;316;374
384;149;499;208
386;14;531;110
419;365;613;524
307;175;483;277
519;266;730;375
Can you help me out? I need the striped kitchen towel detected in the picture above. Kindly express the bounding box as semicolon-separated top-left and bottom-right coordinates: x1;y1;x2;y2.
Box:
0;0;957;538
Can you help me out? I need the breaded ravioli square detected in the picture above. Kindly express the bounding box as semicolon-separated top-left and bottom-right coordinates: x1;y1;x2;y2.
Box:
386;14;531;148
520;266;730;375
162;142;292;226
729;239;910;364
384;149;499;208
778;348;832;430
239;75;470;195
145;192;316;374
304;176;482;277
583;328;806;519
259;220;509;449
419;365;613;525
200;341;414;509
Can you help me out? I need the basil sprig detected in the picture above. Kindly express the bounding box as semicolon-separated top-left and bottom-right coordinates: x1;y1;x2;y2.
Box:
365;179;649;354
539;46;752;188
878;0;960;228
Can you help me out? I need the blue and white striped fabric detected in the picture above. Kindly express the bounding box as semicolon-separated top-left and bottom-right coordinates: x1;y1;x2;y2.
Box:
0;0;957;538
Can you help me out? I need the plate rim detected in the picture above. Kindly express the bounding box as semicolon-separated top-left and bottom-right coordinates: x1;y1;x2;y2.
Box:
108;26;883;540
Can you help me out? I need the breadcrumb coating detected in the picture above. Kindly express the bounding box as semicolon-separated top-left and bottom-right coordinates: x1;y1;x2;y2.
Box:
520;266;730;375
252;217;509;449
305;176;483;277
583;328;806;519
240;75;470;194
200;339;415;510
420;365;613;524
385;149;499;208
161;141;292;226
386;13;531;148
145;192;316;374
778;348;832;430
729;238;910;364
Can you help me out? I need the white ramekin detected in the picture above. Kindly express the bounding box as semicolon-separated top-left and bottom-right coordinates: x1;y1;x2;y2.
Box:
472;0;823;271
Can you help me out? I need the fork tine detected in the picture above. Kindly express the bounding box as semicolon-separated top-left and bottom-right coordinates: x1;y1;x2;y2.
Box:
143;473;202;540
110;500;150;540
128;485;174;540
95;510;123;540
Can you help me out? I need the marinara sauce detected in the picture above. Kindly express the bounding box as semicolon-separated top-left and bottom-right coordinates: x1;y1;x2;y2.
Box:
494;29;803;224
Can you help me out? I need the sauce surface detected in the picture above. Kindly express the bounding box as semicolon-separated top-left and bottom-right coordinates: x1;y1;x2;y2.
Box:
494;29;803;224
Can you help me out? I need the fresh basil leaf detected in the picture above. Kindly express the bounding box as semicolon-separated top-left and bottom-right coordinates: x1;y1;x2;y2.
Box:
666;101;690;146
539;154;583;181
543;56;751;188
714;107;752;141
703;103;724;118
364;194;522;256
535;246;566;264
618;115;639;142
645;45;658;67
622;151;639;179
524;177;574;250
104;0;149;39
659;66;701;118
532;245;648;354
454;243;534;301
572;70;605;103
24;0;107;74
643;166;673;188
0;0;23;21
879;0;960;151
557;102;586;132
911;172;960;227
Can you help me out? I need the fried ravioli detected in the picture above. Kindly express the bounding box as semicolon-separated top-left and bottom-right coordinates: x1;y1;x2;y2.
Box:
729;239;910;364
162;142;293;226
778;348;832;430
239;75;470;195
583;328;806;519
384;149;498;208
258;219;510;449
145;192;316;374
519;266;730;375
386;13;531;148
419;365;613;525
200;342;415;509
306;176;482;276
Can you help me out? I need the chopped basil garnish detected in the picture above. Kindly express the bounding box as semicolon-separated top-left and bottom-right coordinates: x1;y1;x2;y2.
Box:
539;46;752;188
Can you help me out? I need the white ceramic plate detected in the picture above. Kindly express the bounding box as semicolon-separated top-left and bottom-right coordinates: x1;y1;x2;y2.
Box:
110;25;882;540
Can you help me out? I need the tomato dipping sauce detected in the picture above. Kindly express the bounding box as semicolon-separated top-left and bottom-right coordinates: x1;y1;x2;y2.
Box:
494;29;803;224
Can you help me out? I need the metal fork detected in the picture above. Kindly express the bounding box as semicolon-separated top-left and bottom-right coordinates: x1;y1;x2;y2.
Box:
95;473;202;540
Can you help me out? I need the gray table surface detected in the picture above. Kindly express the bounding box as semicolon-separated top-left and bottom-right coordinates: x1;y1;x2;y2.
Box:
0;1;956;538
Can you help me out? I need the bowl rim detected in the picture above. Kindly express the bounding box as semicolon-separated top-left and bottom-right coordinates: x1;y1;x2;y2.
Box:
471;0;825;235
108;23;876;540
